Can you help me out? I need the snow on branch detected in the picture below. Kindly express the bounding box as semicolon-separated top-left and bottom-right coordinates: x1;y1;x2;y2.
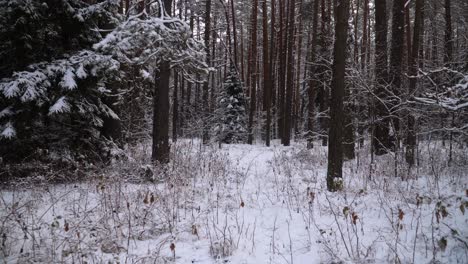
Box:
94;13;209;78
0;50;118;103
413;75;468;111
0;50;120;139
0;122;15;139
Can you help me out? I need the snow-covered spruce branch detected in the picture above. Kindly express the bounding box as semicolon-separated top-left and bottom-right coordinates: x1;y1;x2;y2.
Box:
93;13;209;80
0;50;120;138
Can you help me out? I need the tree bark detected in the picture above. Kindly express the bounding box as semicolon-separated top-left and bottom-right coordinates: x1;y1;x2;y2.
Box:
405;0;423;167
357;0;368;146
318;0;331;146
283;0;296;146
270;0;277;140
230;0;239;68
444;0;453;66
373;0;391;155
327;0;350;192
151;0;173;164
247;0;259;144
152;61;171;163
389;0;405;142
172;70;179;142
263;0;272;147
277;0;286;142
294;0;304;136
307;0;320;149
202;0;212;144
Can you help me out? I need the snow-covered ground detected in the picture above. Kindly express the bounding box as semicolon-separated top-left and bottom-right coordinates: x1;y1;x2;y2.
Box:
1;140;467;263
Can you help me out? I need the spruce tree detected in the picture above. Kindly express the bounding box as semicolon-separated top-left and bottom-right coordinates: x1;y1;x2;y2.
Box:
0;0;122;162
214;67;247;144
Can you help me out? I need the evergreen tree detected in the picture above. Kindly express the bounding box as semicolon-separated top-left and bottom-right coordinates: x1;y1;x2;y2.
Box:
0;0;208;165
0;0;122;162
214;67;247;144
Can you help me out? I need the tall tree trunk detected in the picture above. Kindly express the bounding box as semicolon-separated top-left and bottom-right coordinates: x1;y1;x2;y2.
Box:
444;0;453;66
389;0;405;145
405;0;423;167
343;90;355;160
361;0;368;70
195;17;201;115
269;0;277;141
202;0;212;144
444;0;454;162
180;76;185;137
230;0;239;68
357;0;369;147
307;0;320;149
278;0;286;142
240;21;246;85
152;0;173;164
327;0;350;192
283;0;296;146
294;0;304;136
263;0;272;147
210;15;217;115
405;4;412;67
247;0;259;144
343;0;355;160
353;0;360;63
318;0;331;146
373;0;391;155
172;70;179;142
221;0;232;63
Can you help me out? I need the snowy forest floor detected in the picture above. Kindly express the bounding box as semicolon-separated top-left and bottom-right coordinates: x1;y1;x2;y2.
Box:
1;139;468;264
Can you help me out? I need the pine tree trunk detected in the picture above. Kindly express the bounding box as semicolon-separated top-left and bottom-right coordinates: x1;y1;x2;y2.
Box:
210;16;217;115
405;0;423;167
353;0;360;63
343;0;355;160
180;77;185;137
172;70;179;142
240;21;246;84
389;0;405;144
405;5;412;68
343;89;355;160
221;0;232;62
278;0;286;142
247;0;258;145
358;0;368;147
360;0;368;70
307;0;320;149
152;0;173;164
318;0;331;147
327;0;350;192
373;0;390;156
230;0;239;68
202;0;212;144
263;0;272;147
294;1;304;136
283;0;296;146
270;0;277;141
152;61;171;164
444;0;453;66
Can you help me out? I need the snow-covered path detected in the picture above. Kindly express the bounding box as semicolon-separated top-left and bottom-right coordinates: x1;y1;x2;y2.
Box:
164;143;322;263
221;145;317;264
